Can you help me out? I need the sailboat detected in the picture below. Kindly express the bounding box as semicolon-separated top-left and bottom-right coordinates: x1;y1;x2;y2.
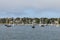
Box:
32;25;35;28
32;21;35;28
41;24;45;27
5;24;11;27
5;18;14;27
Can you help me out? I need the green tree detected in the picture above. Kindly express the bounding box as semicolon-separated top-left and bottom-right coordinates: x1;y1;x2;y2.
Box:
34;18;40;24
1;18;6;24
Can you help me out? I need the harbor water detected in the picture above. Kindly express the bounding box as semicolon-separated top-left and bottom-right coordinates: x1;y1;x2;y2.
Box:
0;25;60;40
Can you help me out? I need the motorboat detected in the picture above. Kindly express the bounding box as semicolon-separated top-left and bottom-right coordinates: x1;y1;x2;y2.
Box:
41;25;45;27
32;25;35;28
5;24;12;27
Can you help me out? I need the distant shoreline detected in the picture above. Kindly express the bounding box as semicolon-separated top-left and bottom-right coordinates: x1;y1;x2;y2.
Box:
1;24;60;26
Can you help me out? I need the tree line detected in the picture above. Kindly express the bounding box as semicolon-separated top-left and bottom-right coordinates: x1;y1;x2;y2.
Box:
0;17;60;24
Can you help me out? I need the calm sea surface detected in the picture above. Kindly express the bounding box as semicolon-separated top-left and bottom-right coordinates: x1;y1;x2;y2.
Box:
0;25;60;40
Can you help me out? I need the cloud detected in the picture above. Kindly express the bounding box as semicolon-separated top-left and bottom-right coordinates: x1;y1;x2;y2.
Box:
0;0;60;18
0;0;60;9
0;8;60;18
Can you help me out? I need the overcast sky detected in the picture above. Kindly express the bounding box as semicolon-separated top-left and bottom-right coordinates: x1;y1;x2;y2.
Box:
0;0;60;18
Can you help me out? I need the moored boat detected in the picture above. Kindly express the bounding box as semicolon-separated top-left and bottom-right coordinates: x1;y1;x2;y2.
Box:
41;25;45;27
5;24;12;27
32;25;35;28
